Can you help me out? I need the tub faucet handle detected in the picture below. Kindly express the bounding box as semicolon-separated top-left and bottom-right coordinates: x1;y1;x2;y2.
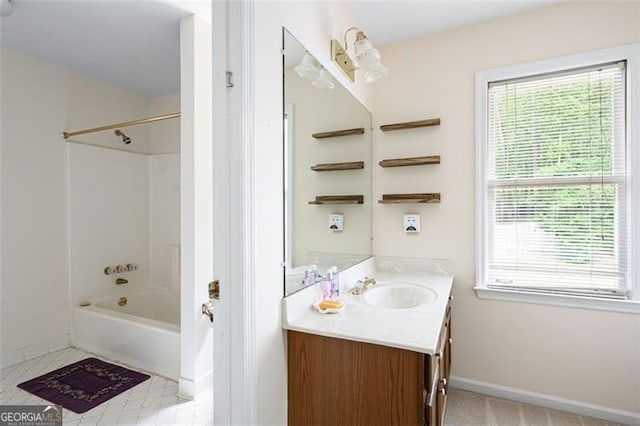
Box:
115;278;128;285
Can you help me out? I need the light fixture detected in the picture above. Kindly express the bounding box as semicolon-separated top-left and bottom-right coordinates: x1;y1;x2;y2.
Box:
0;0;13;17
312;68;335;89
294;52;320;81
294;51;335;89
331;27;388;83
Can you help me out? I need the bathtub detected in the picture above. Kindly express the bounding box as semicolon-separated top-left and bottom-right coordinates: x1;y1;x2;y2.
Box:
71;289;180;380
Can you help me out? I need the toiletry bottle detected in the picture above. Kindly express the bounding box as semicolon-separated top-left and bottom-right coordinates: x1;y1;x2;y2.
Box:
323;269;333;301
330;266;339;298
308;264;317;285
302;268;309;287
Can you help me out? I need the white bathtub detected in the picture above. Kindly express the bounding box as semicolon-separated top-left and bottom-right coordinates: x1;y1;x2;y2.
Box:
71;289;180;380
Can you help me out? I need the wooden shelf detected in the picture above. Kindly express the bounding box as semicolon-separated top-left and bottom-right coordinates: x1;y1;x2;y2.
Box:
312;128;365;139
379;118;440;132
379;156;440;168
378;193;441;204
309;195;364;205
311;161;364;171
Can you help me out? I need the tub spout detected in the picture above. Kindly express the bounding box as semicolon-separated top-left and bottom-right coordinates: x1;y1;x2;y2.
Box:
115;278;128;285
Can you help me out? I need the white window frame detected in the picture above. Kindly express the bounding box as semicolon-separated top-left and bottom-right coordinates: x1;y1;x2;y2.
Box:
475;43;640;314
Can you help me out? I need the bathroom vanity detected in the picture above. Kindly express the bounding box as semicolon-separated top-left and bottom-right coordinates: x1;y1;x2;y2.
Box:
283;261;453;426
281;28;453;425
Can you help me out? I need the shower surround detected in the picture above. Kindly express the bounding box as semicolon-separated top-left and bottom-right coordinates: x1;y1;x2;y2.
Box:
68;142;180;377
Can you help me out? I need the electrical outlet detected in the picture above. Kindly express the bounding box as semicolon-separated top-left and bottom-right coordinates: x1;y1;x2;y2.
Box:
329;214;344;232
403;214;420;233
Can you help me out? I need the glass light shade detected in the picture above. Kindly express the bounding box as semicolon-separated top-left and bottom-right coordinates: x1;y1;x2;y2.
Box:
353;39;381;69
364;62;389;83
312;68;335;89
0;0;13;17
294;52;320;81
355;47;382;69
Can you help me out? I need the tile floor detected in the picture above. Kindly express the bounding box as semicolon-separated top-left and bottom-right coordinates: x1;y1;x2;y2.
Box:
1;347;626;426
0;347;213;425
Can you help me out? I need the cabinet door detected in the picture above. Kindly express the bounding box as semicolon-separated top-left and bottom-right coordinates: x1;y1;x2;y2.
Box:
423;356;439;426
446;296;452;381
436;377;448;426
434;297;452;425
425;297;453;426
288;330;424;425
440;308;451;390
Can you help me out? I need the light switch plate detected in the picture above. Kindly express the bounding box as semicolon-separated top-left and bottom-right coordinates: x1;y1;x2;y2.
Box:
404;214;420;233
329;214;344;232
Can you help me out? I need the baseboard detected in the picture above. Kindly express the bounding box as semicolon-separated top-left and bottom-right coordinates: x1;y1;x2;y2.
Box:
178;370;213;400
450;376;640;425
1;334;70;369
178;377;195;400
195;369;213;395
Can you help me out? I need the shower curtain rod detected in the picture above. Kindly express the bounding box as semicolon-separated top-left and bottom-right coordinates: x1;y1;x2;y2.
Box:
61;112;181;139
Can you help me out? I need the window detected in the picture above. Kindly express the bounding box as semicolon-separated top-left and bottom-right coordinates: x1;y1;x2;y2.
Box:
475;45;640;313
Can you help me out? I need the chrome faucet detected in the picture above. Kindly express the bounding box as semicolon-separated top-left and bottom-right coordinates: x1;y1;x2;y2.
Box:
349;277;377;295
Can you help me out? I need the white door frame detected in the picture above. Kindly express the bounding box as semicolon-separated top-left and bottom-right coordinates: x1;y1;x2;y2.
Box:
212;1;257;424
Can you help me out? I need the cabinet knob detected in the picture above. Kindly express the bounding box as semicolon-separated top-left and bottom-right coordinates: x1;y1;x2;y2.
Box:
449;295;454;301
440;388;446;395
441;377;447;386
448;337;453;344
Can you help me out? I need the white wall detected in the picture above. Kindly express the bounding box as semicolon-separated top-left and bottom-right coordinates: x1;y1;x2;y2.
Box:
373;1;640;414
255;1;374;423
179;14;213;398
0;48;155;366
65;84;151;155
149;94;181;154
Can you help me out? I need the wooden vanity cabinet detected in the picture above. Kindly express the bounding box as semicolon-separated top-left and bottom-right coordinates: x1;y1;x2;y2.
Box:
434;303;452;425
288;297;452;426
424;299;452;426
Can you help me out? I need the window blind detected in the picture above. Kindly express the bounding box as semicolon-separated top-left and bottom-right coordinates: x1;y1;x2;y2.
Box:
485;62;628;299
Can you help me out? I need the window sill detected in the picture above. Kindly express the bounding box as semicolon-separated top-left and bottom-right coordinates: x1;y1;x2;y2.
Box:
474;286;640;314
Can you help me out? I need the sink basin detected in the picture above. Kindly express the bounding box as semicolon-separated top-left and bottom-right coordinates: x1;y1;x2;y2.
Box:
363;283;437;309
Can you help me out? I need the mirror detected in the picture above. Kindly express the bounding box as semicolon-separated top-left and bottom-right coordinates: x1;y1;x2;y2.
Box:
283;29;373;296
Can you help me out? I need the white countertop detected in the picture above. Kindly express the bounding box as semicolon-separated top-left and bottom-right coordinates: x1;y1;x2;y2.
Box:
282;267;453;355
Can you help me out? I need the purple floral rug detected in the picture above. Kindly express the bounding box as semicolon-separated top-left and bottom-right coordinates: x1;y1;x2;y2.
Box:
17;357;150;414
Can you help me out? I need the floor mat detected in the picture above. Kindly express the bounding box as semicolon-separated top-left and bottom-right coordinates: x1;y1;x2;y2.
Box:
17;357;150;414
